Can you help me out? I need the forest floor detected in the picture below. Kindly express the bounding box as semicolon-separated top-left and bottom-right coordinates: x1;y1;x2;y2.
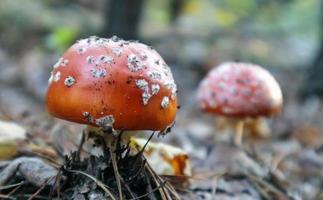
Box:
0;49;322;200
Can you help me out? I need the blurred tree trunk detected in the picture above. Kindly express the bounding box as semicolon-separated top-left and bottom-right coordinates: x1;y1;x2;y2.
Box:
102;0;143;40
170;0;184;23
303;0;323;98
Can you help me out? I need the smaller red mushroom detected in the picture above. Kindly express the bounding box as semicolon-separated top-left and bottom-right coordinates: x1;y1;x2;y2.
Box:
197;62;283;145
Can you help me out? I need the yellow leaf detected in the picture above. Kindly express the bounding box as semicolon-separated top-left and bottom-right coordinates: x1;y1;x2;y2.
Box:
0;120;26;160
214;9;237;27
130;137;192;176
183;0;201;15
0;140;17;160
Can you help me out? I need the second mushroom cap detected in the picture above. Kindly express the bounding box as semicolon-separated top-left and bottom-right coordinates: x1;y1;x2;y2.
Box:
197;62;283;117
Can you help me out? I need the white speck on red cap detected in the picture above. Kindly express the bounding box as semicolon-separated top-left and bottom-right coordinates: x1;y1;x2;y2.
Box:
161;97;170;109
53;71;61;82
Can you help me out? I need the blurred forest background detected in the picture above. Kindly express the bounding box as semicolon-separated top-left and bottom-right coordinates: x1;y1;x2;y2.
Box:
0;0;323;199
1;0;323;132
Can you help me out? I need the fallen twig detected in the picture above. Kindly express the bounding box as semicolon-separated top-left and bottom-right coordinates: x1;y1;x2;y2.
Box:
145;163;169;200
28;176;55;200
128;181;167;200
145;161;181;200
0;194;15;200
0;181;24;190
108;139;124;200
246;174;292;200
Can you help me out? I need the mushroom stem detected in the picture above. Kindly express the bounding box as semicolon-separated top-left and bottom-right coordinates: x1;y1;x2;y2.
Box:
86;126;127;199
234;119;245;146
76;130;86;161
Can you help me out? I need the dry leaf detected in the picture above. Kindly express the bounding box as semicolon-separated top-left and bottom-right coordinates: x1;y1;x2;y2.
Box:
0;120;26;159
130;137;192;176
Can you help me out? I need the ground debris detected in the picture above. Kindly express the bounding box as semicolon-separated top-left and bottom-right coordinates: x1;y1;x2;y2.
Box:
198;143;267;177
0;157;57;187
59;134;179;200
0;120;27;159
180;173;261;200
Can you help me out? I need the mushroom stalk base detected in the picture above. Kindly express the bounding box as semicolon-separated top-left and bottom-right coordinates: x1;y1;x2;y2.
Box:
106;137;124;200
91;127;130;200
58;126;180;199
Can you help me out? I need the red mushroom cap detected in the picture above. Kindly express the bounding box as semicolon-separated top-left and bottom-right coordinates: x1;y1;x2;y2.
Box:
46;36;178;131
197;62;282;117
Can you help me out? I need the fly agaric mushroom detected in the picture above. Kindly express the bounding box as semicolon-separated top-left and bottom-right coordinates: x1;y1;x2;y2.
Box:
46;36;177;133
45;36;178;199
197;62;282;145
